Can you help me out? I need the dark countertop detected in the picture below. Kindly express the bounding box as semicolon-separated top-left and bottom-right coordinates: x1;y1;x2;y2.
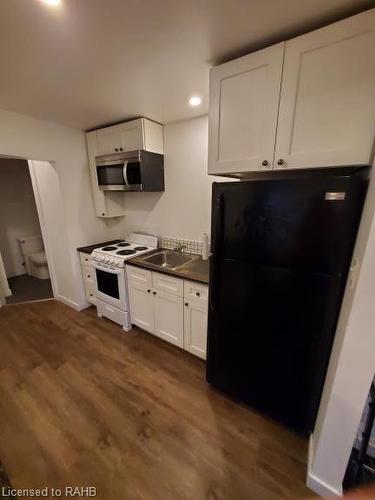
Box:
127;249;210;285
77;239;122;254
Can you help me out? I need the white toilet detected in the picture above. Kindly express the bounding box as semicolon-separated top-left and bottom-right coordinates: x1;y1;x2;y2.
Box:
17;235;50;280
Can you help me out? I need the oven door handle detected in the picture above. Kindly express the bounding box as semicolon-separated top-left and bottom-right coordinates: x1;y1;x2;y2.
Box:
92;262;123;275
122;160;129;186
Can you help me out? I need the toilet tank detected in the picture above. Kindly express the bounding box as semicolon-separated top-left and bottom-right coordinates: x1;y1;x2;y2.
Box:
17;235;44;257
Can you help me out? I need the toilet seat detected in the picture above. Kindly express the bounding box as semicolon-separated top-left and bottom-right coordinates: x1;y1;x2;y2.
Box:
29;251;47;266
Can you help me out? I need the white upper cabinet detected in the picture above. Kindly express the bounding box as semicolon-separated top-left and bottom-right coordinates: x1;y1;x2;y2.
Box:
208;8;375;175
86;117;163;217
94;118;163;156
96;121;144;156
208;43;284;175
275;9;375;170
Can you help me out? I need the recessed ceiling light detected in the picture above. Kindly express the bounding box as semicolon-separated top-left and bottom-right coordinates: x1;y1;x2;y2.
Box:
41;0;61;6
189;96;202;107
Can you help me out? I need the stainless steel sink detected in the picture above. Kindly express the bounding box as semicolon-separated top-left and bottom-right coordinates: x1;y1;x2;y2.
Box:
143;250;195;270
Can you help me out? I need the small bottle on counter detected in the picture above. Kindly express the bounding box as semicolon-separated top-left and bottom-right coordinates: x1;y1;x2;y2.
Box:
202;233;209;260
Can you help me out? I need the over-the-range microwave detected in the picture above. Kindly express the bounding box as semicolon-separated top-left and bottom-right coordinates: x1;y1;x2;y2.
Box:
96;150;164;192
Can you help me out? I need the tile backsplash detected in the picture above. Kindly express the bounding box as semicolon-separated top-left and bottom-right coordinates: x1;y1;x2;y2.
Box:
159;236;206;256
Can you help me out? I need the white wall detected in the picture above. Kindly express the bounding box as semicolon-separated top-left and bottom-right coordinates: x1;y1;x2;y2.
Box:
308;164;375;496
123;116;226;240
0;108;125;308
0;158;42;277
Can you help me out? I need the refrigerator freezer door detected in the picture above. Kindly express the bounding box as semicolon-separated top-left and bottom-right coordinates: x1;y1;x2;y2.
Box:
207;259;344;433
213;176;366;274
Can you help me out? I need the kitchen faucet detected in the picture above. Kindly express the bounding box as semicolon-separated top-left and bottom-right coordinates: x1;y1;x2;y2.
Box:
174;243;187;253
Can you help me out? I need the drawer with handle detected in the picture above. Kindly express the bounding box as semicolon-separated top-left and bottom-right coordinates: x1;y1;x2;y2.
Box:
183;281;208;305
152;271;183;297
82;264;94;282
80;252;92;266
85;280;96;303
126;265;152;287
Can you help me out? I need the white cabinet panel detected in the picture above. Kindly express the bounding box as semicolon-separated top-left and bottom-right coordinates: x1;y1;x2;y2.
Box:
120;121;144;152
275;9;375;170
183;300;207;360
84;279;96;305
79;252;96;305
96;120;144;156
96;124;124;156
183;281;208;307
154;290;184;348
95;119;163;157
128;281;154;334
126;266;152;287
80;253;92;266
208;43;284;174
153;272;183;297
86;131;126;218
143;119;164;154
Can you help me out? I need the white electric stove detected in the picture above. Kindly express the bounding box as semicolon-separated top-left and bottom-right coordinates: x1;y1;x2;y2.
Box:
91;233;157;330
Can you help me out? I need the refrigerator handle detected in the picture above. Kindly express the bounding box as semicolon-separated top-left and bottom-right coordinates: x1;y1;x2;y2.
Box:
209;194;223;312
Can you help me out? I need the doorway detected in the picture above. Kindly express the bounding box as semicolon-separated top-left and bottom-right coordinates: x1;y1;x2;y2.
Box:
0;158;53;305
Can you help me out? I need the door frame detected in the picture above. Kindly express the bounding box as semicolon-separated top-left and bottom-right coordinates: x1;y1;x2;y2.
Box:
0;155;59;303
28;159;58;299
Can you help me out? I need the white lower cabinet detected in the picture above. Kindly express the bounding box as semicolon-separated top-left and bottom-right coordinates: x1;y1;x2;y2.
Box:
183;300;207;360
79;252;96;305
126;265;208;359
154;290;183;348
127;280;154;334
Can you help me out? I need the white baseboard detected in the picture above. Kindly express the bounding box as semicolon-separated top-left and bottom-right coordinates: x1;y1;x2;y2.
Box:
307;435;342;497
75;301;92;311
56;295;90;311
307;471;342;497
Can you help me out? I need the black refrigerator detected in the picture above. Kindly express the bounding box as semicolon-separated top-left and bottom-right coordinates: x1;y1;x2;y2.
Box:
206;169;368;434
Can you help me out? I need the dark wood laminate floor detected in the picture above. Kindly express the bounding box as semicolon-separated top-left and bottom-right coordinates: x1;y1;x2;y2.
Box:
0;301;314;499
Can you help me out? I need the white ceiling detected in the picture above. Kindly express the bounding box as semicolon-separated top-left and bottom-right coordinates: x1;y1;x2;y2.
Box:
0;0;372;130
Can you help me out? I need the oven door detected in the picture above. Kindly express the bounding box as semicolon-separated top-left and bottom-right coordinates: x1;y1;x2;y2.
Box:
92;262;128;310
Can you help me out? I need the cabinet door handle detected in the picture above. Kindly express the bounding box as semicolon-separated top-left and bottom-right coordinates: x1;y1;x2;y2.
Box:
185;302;189;307
147;289;151;293
87;275;91;278
153;291;156;295
115;148;119;152
196;292;200;297
261;160;269;167
119;147;123;151
277;158;285;166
